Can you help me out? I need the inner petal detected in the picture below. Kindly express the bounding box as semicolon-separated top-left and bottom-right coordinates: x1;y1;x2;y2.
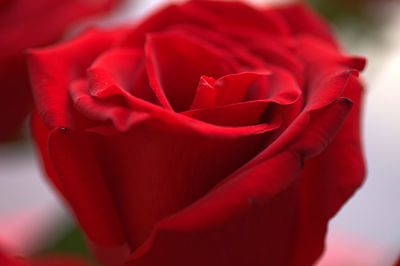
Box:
184;101;280;128
87;48;158;105
145;31;240;112
190;68;301;111
191;72;270;109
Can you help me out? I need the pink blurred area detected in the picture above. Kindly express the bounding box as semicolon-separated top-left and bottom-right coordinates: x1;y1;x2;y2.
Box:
0;205;65;256
317;230;395;266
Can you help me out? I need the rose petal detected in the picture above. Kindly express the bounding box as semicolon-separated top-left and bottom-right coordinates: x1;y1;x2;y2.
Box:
296;36;366;73
184;101;280;128
127;151;301;266
191;68;300;110
274;3;338;47
88;48;158;104
164;24;267;69
190;1;290;37
47;128;126;247
28;28;124;129
90;120;270;249
145;31;240;111
69;78;278;137
70;79;149;131
292;76;365;265
124;98;353;266
233;70;356;175
191;72;270;109
118;4;214;47
247;38;305;85
31;109;63;196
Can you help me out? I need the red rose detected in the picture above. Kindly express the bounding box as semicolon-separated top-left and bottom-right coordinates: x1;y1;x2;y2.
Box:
0;0;121;141
28;1;366;266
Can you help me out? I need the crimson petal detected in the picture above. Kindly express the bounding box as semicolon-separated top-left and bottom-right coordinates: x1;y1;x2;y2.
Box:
28;28;124;129
88;48;158;104
145;31;240;112
125;98;352;266
47;129;127;248
274;3;338;47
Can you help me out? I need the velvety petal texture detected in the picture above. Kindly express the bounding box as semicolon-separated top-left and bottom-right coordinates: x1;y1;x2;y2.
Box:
28;1;366;266
0;0;122;141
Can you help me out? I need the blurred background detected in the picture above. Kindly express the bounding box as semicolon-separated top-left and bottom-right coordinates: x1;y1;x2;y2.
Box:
0;0;399;265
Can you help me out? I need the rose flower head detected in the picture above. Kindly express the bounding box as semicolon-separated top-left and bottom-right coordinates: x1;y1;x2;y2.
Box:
28;1;366;266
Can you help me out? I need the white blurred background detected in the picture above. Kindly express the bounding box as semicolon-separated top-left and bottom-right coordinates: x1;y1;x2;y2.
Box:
0;0;399;265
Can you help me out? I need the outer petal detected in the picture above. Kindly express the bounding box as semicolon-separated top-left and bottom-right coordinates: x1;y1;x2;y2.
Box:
119;1;289;47
188;1;290;37
129;151;302;266
87;48;158;104
31;108;63;196
165;24;267;68
125;98;353;266
47;129;129;265
292;75;365;266
89;120;271;249
273;3;338;47
69;79;148;132
28;28;124;129
295;36;366;74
